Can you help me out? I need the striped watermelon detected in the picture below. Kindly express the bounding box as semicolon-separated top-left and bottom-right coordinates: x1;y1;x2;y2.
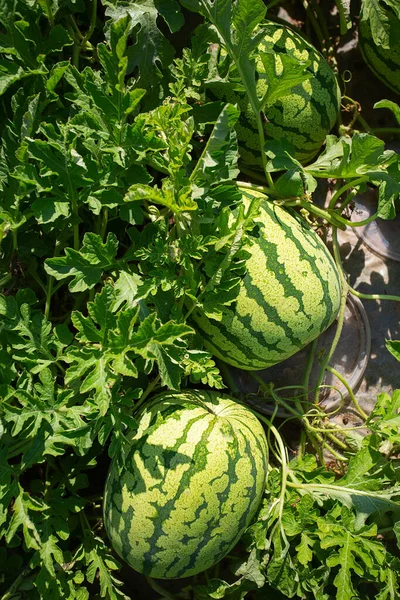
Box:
210;21;341;167
359;9;400;95
191;188;342;370
103;390;268;579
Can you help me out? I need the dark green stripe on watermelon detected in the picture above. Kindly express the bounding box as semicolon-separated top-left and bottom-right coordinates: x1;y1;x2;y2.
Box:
208;20;341;167
141;416;216;576
270;206;336;334
103;391;268;579
191;189;341;371
359;14;400;95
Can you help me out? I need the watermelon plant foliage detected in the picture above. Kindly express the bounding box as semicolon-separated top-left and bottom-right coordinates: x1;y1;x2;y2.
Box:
1;0;400;599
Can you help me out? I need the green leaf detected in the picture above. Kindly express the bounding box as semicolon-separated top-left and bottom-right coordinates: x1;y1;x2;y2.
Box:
306;133;395;178
319;507;385;600
0;59;25;95
6;486;42;549
182;350;225;389
124;180;197;213
155;0;184;33
104;0;176;88
295;532;313;566
42;24;73;54
45;233;119;292
386;339;400;361
361;0;398;49
259;51;311;108
81;532;126;599
191;103;240;194
112;271;143;311
374;99;400;125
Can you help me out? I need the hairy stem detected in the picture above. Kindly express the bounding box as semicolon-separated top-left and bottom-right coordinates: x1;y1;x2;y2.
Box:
44;276;54;321
146;578;177;600
0;273;12;288
349;286;400;303
326;365;368;420
1;569;30;600
300;337;318;411
80;0;98;49
134;375;161;414
313;248;349;404
329;177;368;209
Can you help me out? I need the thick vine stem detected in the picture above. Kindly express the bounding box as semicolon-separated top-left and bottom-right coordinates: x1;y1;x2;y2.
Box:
299;338;318;411
80;0;98;50
310;432;348;461
0;569;30;600
313;237;349;406
236;180;283;197
44;276;54;321
326;365;368;420
349;286;400;304
253;410;289;521
250;373;302;418
0;273;12;288
236;181;349;229
146;578;177;600
328;176;368;209
133;375;161;414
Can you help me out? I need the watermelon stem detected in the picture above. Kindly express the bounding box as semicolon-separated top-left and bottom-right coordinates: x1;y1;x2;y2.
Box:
236;180;282;198
326;366;368;420
329;177;368;210
308;433;348;462
217;360;241;395
303;419;366;434
329;210;378;229
313;248;349;407
265;0;281;11
237;181;349;229
250;377;353;459
300;338;319;410
370;127;400;134
250;374;303;418
251;409;289;522
294;200;347;230
301;0;326;55
348;286;400;304
133;374;161;414
146;577;177;599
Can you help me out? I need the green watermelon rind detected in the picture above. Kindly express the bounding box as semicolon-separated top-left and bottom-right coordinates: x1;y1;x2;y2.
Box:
103;390;268;579
358;13;400;95
191;188;342;371
210;20;341;168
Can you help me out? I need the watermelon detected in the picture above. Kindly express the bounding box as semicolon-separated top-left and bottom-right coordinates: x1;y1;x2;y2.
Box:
210;20;341;167
191;188;342;370
103;390;268;579
359;9;400;95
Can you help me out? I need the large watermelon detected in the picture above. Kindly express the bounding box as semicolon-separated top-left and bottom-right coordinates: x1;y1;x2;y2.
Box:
359;8;400;95
103;390;268;579
210;20;341;167
191;188;342;370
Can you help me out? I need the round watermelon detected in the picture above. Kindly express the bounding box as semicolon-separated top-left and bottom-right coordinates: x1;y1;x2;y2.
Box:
103;390;268;579
191;188;342;370
210;20;341;167
359;9;400;95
